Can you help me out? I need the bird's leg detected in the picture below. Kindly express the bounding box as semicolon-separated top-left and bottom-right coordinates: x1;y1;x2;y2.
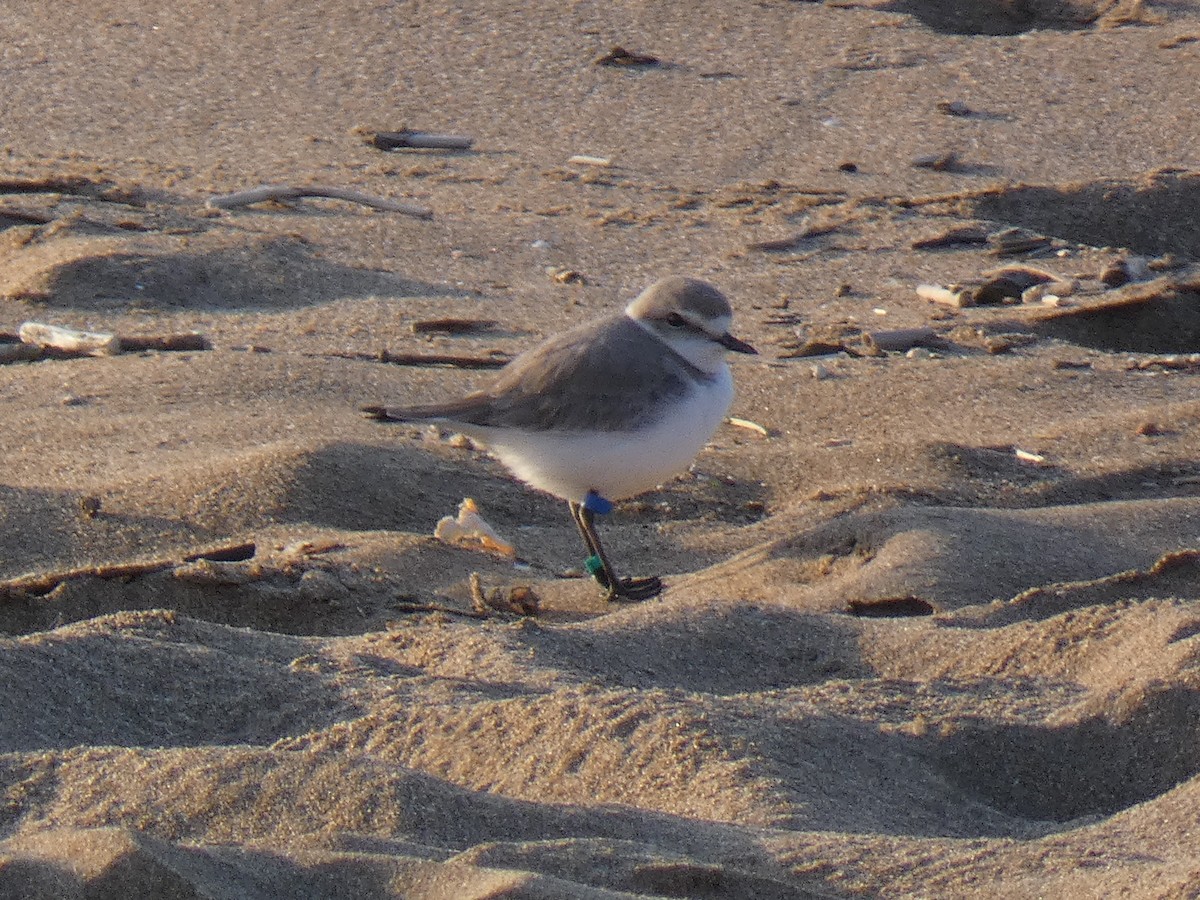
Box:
568;499;663;602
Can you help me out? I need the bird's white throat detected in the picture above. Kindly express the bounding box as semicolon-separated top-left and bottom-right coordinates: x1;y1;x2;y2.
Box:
626;312;733;375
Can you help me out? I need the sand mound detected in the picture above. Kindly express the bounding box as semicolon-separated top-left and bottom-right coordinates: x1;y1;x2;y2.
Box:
7;0;1200;895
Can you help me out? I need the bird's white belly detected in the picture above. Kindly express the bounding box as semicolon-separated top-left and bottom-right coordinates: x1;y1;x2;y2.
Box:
474;367;734;502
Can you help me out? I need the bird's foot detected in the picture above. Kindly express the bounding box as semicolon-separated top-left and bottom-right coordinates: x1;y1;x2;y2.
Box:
583;553;662;602
604;575;663;603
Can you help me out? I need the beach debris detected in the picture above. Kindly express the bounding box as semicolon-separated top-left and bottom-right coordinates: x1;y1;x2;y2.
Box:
864;326;939;353
1100;255;1152;287
912;150;961;172
987;226;1053;256
410;318;499;335
0;539;258;600
78;496;102;519
778;338;847;358
469;571;539;616
206;185;433;219
917;283;974;308
1014;448;1047;465
1020;278;1079;305
568;155;613;167
365;129;473;151
911;225;990;250
547;266;586;284
340;348;510;370
918;266;1075;310
974;264;1058;304
727;416;769;437
0;341;43;364
595;46;660;67
1126;353;1200;372
18;322;122;356
6;324;211;362
120;332;211;352
936;100;974;117
435;498;516;558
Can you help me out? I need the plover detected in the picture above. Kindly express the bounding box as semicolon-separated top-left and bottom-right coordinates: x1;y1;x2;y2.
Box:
363;276;757;601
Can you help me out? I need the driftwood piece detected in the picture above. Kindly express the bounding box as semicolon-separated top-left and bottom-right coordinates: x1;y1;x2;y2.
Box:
120;332;211;352
370;129;474;151
410;318;499;335
323;349;510;370
864;327;939;353
389;600;489;620
19;322;122;356
0;540;258;600
206;185;433;219
916;283;974;308
0;343;42;364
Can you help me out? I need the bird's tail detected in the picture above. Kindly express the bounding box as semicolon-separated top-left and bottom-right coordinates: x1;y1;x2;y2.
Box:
360;401;474;423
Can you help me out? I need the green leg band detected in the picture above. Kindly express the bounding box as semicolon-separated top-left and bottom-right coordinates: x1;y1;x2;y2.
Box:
584;555;604;577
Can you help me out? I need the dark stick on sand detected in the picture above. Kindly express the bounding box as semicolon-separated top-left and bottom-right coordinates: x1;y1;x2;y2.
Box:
370;130;474;151
206;185;434;219
318;349;510;370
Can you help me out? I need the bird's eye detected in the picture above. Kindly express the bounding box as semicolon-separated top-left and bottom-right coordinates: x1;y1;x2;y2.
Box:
666;313;687;328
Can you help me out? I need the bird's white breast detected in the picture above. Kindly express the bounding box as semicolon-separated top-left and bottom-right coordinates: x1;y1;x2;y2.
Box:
474;365;735;502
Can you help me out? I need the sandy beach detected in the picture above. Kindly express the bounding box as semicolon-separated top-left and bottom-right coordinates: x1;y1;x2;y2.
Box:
4;1;1200;896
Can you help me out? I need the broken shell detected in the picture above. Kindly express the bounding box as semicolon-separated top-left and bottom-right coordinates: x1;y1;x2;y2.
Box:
434;498;516;558
727;416;770;437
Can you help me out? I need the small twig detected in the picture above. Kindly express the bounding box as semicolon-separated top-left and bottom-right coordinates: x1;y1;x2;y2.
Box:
469;572;489;614
316;349;510;370
206;185;433;219
390;599;489;620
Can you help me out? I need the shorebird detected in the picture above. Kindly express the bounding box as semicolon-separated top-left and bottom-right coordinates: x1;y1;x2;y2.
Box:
363;276;756;600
